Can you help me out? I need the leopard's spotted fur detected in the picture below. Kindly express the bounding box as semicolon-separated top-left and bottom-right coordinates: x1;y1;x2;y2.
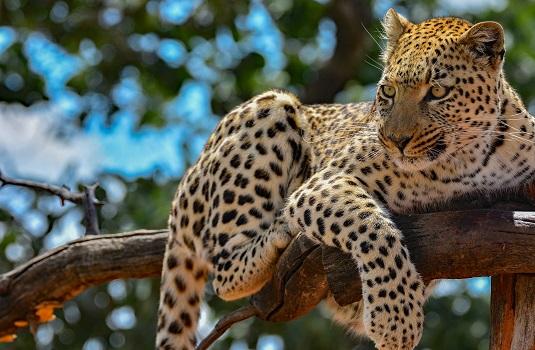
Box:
156;9;535;350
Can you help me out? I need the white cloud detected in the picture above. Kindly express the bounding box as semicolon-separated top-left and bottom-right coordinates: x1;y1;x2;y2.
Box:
0;102;102;183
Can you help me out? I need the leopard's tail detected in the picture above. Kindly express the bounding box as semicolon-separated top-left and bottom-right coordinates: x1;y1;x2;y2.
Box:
155;237;209;350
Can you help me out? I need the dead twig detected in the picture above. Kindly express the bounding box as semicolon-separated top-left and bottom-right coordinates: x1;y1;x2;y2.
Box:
196;305;259;350
82;184;101;235
0;170;97;205
0;170;102;234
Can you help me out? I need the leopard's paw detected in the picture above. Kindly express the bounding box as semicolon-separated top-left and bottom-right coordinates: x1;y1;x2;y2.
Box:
363;277;425;350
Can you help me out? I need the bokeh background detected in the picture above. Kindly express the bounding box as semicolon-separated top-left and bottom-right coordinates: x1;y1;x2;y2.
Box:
1;0;534;349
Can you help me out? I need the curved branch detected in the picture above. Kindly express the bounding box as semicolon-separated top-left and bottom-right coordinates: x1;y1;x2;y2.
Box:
1;207;535;342
196;305;258;350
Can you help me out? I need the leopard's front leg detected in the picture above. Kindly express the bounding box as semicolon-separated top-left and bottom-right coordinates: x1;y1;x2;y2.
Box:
284;170;425;350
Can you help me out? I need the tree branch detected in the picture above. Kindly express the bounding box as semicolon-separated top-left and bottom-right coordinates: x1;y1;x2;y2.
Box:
1;207;535;343
0;170;99;206
196;305;259;350
82;184;101;235
0;229;167;340
0;170;102;234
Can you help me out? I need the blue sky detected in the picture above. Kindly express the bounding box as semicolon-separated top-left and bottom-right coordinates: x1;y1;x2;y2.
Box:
0;0;308;183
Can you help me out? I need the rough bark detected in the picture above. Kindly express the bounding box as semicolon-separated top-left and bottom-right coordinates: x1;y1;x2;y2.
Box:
1;208;535;341
510;275;535;350
490;275;516;350
490;274;535;350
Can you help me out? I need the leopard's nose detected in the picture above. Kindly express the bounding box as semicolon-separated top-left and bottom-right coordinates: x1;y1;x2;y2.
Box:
388;134;413;153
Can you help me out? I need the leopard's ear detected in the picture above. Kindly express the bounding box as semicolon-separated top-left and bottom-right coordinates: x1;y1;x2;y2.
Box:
381;8;413;63
460;21;505;69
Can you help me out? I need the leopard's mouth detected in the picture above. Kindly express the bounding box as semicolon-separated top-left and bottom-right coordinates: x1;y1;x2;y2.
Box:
398;134;448;168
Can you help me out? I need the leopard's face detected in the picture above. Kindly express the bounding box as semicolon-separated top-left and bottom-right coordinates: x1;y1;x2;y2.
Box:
375;13;505;171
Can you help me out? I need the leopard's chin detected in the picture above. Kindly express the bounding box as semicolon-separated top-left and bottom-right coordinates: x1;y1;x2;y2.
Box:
392;155;435;172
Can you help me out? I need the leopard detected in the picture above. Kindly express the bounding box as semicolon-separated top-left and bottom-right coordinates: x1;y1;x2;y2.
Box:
156;9;535;350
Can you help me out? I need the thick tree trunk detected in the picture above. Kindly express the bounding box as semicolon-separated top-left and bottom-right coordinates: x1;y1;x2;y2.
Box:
490;274;535;350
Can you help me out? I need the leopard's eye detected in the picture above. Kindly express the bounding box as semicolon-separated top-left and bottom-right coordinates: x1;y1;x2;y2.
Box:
427;85;450;100
380;85;396;98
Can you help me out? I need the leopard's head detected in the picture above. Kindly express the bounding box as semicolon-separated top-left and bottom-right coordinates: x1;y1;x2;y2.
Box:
375;9;506;171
